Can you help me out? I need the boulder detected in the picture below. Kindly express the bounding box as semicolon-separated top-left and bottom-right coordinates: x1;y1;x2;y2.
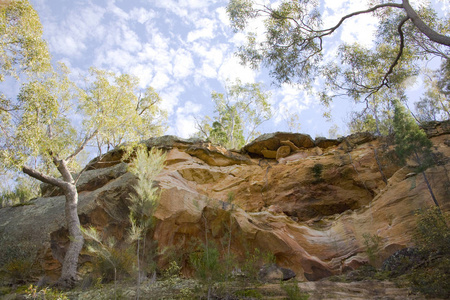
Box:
258;263;296;282
244;132;315;156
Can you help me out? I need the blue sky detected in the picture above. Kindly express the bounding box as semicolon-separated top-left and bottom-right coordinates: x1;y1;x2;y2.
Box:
29;0;449;139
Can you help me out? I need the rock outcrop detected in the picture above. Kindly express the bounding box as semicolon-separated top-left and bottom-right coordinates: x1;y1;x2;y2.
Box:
1;121;449;282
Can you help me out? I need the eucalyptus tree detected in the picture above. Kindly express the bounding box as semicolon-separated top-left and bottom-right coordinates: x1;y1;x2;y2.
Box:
1;0;51;169
0;63;167;288
0;0;50;82
415;59;450;122
227;0;450;116
392;99;440;209
196;80;272;149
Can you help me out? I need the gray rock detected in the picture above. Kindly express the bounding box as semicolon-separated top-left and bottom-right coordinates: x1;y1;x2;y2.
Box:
258;263;296;283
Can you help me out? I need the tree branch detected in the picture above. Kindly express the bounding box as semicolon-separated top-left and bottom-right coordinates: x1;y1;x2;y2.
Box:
365;16;410;100
402;0;450;46
318;3;403;37
23;165;65;188
65;129;98;161
53;157;74;183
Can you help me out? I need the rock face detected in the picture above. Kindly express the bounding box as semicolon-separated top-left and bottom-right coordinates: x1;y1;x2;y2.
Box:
1;123;449;282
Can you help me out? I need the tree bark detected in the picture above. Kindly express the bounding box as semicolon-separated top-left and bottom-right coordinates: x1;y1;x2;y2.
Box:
421;171;441;210
402;0;450;46
23;162;84;288
57;181;84;288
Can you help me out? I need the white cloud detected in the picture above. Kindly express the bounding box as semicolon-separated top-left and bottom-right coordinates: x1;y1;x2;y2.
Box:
173;49;195;78
273;84;311;124
322;0;377;47
46;3;106;57
106;1;129;20
191;42;228;79
130;7;155;24
152;71;171;90
187;18;216;42
160;85;184;115
218;54;256;83
130;64;154;88
216;6;230;27
174;101;203;138
120;25;143;53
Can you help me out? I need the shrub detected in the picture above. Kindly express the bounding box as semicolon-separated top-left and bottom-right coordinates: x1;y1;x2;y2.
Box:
407;208;450;298
281;279;309;300
234;288;263;299
24;285;68;300
311;163;324;183
362;233;382;266
0;236;39;284
189;241;224;282
241;248;275;281
414;207;449;256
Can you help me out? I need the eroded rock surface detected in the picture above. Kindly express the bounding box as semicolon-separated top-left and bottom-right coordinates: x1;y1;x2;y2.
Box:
1;123;449;283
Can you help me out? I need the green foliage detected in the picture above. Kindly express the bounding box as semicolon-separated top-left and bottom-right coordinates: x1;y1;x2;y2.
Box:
392;99;433;169
362;233;382;266
0;0;51;82
234;288;263;299
128;147;166;231
162;260;182;287
24;285;68;300
0;176;40;207
415;60;450;122
311;163;323;183
281;279;309;300
242;248;276;281
226;0;449;118
189;241;224;282
81;227;135;283
414;207;449;256
408;208;450;298
196;80;272;149
347;97;395;136
409;257;450;298
79;68;167;152
0;236;39;283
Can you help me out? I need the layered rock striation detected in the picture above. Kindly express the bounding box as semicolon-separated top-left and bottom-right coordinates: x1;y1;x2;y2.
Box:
1;121;449;282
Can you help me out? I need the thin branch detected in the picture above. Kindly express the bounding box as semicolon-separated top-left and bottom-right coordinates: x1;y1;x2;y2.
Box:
365;16;410;101
318;3;403;36
66;129;98;162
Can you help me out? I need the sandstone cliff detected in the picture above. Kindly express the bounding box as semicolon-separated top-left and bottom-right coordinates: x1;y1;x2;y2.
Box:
0;121;449;282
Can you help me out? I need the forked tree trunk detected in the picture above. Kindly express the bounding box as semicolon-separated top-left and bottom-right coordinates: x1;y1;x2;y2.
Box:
23;161;84;289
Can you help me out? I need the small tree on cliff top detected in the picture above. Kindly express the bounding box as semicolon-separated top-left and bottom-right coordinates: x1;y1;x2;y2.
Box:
392;99;440;209
196;80;272;149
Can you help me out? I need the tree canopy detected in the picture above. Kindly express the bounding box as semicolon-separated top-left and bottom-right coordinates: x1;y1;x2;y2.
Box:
227;0;450;111
195;80;272;149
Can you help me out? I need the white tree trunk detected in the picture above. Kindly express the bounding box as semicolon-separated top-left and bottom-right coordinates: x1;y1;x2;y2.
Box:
57;182;84;288
23;161;84;288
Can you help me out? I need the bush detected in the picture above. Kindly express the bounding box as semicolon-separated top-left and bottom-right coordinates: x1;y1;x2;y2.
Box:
414;207;450;256
242;248;275;281
362;233;382;266
189;241;224;282
407;208;450;298
0;236;39;284
93;246;136;282
24;285;68;300
311;164;324;183
281;279;309;300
